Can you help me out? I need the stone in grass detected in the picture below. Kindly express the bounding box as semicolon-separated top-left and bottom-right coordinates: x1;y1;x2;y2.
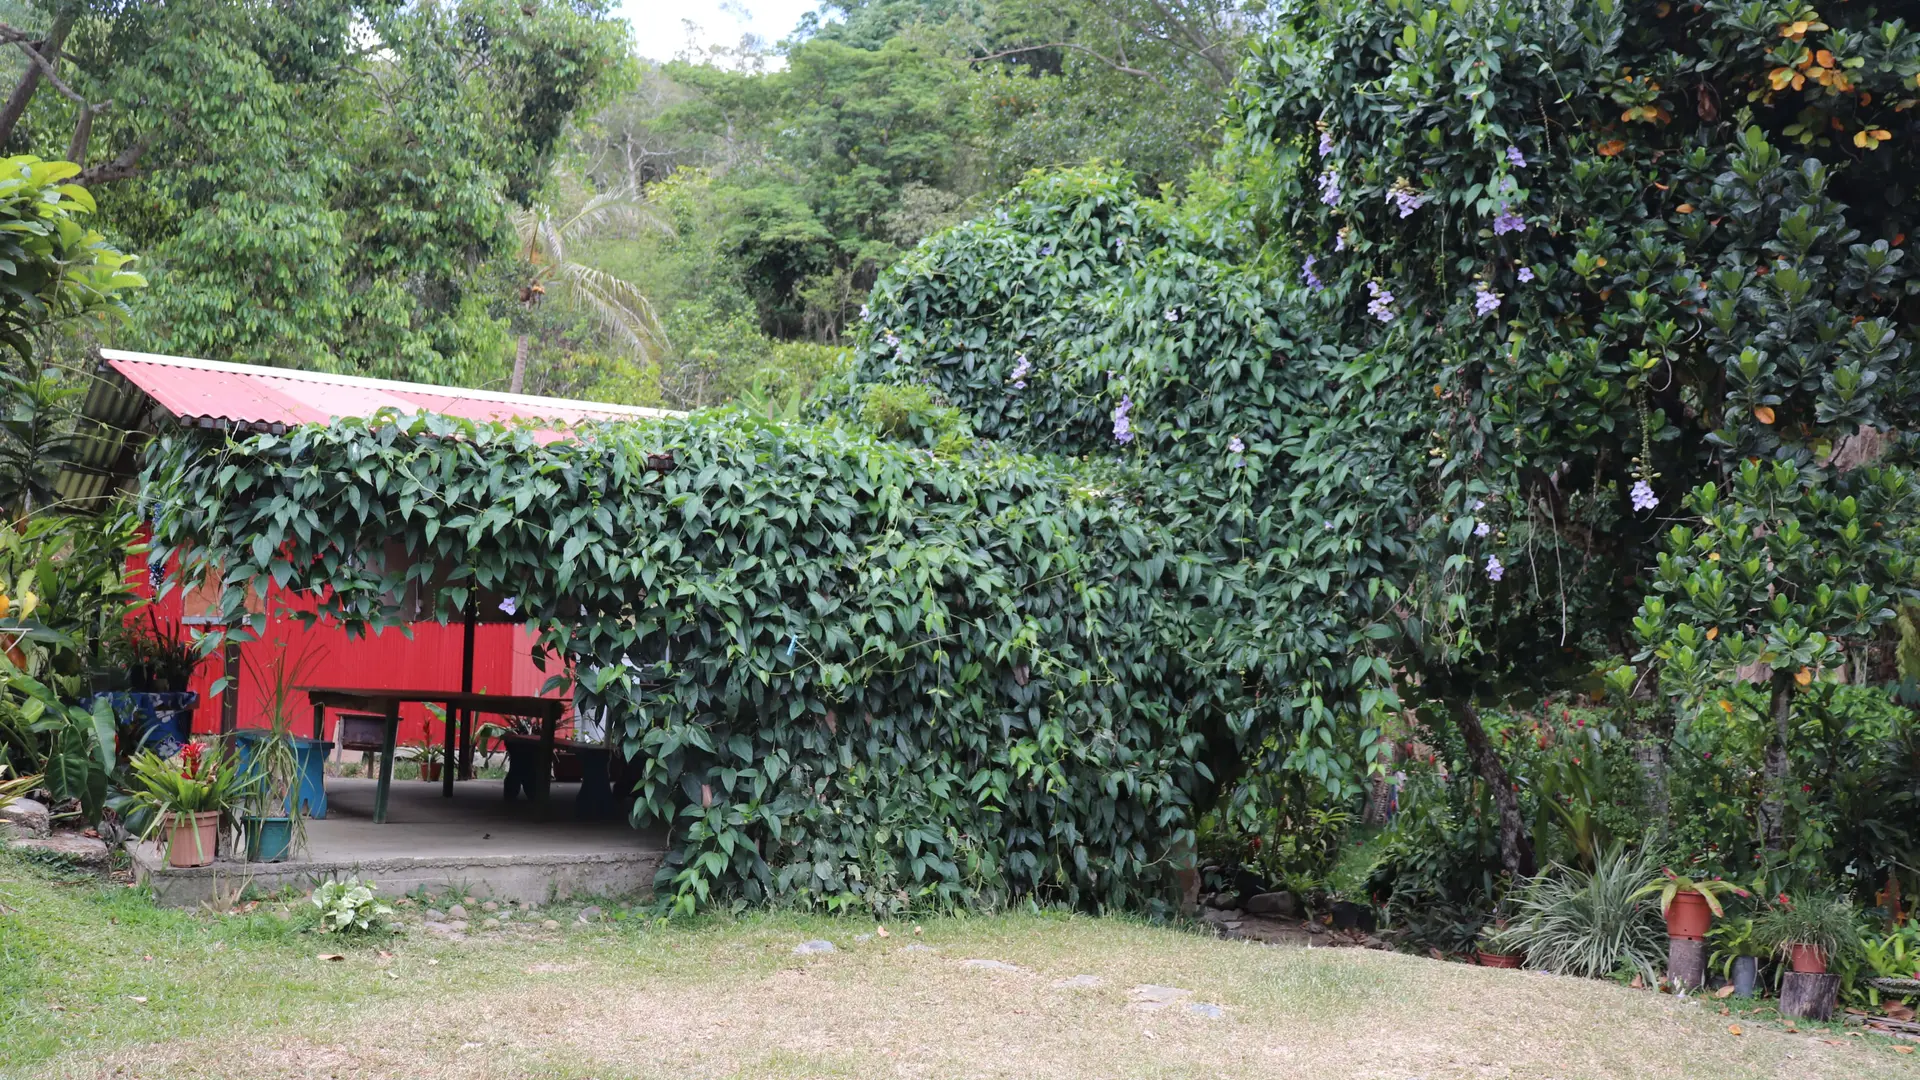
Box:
577;905;603;923
9;832;110;867
1186;1002;1226;1020
794;939;837;955
482;901;500;913
425;909;446;922
1243;891;1298;917
0;797;50;838
902;944;937;954
541;919;559;930
1128;985;1193;1011
482;918;501;930
1051;974;1103;990
959;959;1025;973
447;904;469;920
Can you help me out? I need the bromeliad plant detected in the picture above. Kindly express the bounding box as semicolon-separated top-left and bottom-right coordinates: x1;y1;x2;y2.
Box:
1632;867;1750;936
121;742;249;841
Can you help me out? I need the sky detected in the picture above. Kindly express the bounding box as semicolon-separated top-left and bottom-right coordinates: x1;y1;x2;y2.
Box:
620;0;825;62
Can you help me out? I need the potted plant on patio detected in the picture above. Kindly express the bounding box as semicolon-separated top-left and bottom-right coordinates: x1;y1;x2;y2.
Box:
234;641;323;861
1754;891;1862;975
1632;868;1748;941
123;741;249;867
406;737;445;782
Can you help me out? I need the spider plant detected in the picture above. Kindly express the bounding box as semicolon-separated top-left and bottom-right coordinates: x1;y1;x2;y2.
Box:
1492;841;1667;981
1753;891;1864;965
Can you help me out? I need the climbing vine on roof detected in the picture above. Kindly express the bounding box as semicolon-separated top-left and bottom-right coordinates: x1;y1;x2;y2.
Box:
146;412;1233;913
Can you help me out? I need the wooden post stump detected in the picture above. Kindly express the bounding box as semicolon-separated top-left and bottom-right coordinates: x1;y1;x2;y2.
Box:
1667;937;1707;989
1780;972;1840;1021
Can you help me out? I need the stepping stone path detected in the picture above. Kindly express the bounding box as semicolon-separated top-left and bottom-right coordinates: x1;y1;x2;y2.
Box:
1051;974;1103;990
959;959;1025;973
793;939;837;955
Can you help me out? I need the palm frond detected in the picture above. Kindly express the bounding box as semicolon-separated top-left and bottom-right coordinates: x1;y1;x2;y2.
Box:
563;187;673;241
555;262;666;360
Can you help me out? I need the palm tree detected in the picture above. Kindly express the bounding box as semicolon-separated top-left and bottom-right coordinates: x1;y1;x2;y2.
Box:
507;186;670;394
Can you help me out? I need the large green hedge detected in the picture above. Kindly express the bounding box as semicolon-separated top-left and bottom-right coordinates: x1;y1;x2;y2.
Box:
146;0;1920;907
146;413;1228;912
851;0;1920;877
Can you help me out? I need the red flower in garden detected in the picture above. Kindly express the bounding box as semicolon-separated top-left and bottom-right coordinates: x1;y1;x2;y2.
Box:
179;740;205;779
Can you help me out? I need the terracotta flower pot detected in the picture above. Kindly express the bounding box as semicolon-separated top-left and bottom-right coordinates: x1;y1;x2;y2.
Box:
166;810;221;868
1476;950;1524;969
1664;889;1714;941
1787;942;1828;974
419;760;442;782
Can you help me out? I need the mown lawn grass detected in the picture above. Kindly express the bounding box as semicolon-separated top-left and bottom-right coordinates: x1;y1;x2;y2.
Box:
4;852;1916;1080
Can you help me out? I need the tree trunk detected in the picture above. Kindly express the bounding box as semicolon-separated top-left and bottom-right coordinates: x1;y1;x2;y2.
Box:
1457;700;1537;879
509;333;529;394
64;101;92;166
0;8;76;149
1633;741;1669;844
1760;668;1795;850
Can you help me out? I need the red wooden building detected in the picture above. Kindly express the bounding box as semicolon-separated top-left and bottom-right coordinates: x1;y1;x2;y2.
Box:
64;348;679;746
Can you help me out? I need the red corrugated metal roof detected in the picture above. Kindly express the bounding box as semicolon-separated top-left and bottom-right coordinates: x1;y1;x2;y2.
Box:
101;349;680;433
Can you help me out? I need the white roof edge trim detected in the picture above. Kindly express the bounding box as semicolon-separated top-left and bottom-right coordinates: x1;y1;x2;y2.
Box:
97;348;688;420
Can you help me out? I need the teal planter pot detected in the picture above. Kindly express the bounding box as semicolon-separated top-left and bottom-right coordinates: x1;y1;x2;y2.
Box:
233;731;333;819
243;815;294;863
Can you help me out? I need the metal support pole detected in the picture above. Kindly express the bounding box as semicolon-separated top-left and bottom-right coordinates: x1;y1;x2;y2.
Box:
459;600;477;779
220;635;241;735
373;699;400;824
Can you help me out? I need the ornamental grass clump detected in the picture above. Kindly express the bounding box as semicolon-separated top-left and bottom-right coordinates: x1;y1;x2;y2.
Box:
1494;843;1667;982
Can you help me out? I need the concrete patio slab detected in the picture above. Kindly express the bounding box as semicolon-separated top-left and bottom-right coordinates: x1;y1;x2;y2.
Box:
130;777;667;907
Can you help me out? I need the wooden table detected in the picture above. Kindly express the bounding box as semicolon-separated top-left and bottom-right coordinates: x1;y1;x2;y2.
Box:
300;687;567;824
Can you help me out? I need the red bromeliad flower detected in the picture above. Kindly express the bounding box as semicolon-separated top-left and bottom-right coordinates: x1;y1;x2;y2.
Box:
179;740;205;779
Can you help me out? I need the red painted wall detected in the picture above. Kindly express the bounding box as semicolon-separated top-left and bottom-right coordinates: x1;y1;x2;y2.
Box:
130;539;570;744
